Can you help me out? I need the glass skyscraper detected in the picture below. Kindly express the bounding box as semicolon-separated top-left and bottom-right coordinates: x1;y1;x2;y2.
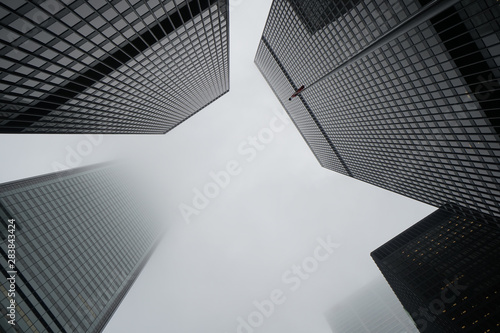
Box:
325;278;418;333
371;203;500;332
0;0;229;133
255;0;500;221
0;164;164;332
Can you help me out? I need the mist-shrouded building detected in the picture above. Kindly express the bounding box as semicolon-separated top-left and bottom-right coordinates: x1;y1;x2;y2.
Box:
325;278;419;333
0;0;229;134
255;0;500;221
0;164;164;333
371;203;500;333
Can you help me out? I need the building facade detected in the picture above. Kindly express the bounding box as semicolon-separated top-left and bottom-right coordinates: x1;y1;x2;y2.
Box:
371;203;500;332
0;164;164;332
326;278;419;333
0;0;229;133
255;0;500;221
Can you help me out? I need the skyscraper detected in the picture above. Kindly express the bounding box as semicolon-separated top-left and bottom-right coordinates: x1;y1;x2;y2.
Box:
0;164;164;332
371;203;500;332
0;0;229;133
325;278;418;333
255;0;500;221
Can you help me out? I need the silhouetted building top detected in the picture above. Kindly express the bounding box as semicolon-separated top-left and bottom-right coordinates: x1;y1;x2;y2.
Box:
325;278;418;333
0;0;229;133
371;203;500;333
0;164;164;333
255;0;500;221
286;0;359;34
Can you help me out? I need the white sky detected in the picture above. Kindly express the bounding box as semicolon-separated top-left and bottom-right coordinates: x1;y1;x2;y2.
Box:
0;0;435;332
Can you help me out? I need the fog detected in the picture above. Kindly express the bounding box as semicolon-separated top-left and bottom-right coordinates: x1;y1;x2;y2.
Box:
0;0;434;332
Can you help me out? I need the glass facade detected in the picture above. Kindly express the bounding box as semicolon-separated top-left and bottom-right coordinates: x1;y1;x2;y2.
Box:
371;204;500;332
0;0;229;133
255;0;500;221
0;164;163;332
326;278;418;333
286;0;360;34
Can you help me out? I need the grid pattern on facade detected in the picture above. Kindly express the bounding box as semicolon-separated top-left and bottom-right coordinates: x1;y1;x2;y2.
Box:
255;37;351;175
255;0;500;221
0;165;163;333
371;204;500;332
286;0;360;35
0;0;229;133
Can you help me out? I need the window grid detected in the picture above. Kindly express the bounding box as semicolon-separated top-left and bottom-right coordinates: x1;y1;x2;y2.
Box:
0;0;229;133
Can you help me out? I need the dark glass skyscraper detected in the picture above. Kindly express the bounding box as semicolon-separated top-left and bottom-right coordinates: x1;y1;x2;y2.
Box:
255;0;500;221
371;203;500;332
0;0;229;133
326;278;418;333
0;164;163;332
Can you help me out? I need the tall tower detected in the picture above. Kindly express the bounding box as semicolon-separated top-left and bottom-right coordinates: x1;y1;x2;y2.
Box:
0;164;164;332
371;204;500;332
255;0;500;221
0;0;229;133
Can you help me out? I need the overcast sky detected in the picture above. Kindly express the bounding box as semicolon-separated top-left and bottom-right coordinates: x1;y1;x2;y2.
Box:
0;0;435;332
